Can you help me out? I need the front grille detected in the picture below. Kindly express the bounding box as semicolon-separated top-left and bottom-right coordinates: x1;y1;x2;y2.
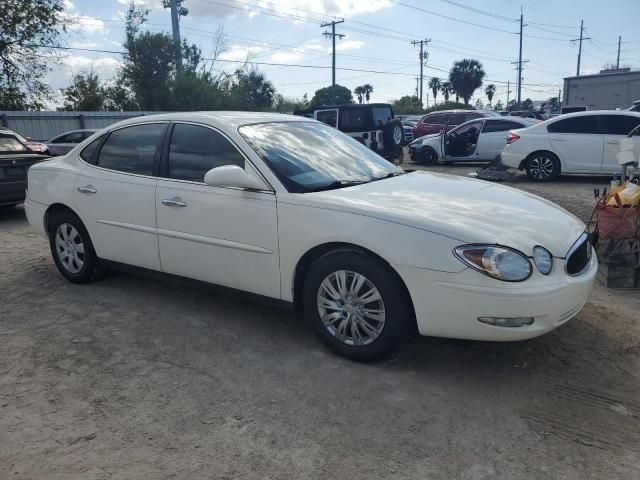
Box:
565;233;591;276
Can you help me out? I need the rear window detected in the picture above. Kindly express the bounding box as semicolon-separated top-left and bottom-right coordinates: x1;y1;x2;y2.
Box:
371;107;393;128
547;116;598;134
316;110;337;127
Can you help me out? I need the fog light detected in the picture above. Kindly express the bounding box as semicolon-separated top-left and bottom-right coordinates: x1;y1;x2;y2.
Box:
477;316;534;327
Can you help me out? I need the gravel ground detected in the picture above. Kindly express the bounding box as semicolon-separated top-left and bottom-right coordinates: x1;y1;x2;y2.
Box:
1;162;639;480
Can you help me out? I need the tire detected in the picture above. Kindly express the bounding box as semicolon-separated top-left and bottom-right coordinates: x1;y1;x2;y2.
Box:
420;146;438;165
525;152;560;181
48;210;104;284
383;119;404;154
303;249;413;362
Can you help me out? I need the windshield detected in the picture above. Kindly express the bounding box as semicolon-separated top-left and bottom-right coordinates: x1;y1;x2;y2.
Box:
239;121;402;193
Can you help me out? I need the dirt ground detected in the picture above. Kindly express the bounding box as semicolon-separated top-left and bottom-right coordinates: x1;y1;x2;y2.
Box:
1;160;639;480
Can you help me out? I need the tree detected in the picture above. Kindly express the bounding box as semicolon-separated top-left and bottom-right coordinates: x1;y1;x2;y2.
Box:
493;99;504;111
354;86;365;104
273;94;308;112
428;78;441;104
362;84;373;103
309;85;353;107
522;98;534;111
484;84;496;107
474;98;485;110
59;71;106;111
441;81;452;102
547;96;559;113
448;59;486;105
391;95;422;114
172;71;229;111
0;0;66;109
103;78;138;111
229;68;275;110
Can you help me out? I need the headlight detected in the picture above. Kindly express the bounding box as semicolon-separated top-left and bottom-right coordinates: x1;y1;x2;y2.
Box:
454;245;532;282
532;246;553;275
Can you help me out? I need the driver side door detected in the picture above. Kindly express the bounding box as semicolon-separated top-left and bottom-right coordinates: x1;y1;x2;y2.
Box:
443;120;483;159
155;122;280;298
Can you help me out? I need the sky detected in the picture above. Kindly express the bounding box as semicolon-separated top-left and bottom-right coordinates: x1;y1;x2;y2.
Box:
52;0;640;107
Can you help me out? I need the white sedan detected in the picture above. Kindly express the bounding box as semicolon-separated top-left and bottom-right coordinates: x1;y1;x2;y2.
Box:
25;112;597;361
408;117;537;164
501;110;640;181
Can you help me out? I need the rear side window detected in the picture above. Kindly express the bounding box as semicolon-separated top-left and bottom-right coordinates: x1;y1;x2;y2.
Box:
97;123;166;175
463;112;481;122
547;116;598;134
449;113;466;125
340;109;366;130
600;115;640;135
0;135;27;153
371;107;393;127
167;124;245;182
482;120;515;133
424;113;444;124
52;131;87;143
316;110;337;127
79;135;105;164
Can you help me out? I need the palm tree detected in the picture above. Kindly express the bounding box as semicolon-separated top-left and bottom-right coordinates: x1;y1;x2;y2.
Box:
441;81;452;102
362;84;373;103
484;84;496;107
354;86;365;104
428;77;441;104
448;59;486;105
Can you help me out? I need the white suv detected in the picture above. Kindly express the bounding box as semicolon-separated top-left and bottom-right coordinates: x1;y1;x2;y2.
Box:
501;111;640;181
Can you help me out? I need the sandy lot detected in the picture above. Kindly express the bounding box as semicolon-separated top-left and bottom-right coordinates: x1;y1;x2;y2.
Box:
1;163;639;480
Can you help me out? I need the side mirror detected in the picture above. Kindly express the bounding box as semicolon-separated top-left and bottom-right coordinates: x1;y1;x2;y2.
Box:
204;165;265;190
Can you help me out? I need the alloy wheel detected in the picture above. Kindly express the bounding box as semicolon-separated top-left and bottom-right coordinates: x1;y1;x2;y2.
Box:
316;270;386;346
55;223;85;274
393;125;403;144
529;156;555;179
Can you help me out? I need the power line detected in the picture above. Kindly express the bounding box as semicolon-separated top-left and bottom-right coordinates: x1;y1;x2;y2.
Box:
437;0;518;23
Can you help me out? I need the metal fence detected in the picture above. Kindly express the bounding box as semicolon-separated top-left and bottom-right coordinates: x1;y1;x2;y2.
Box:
0;111;165;141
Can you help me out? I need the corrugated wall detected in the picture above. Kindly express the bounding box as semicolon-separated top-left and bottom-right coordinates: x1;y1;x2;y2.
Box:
0;111;165;141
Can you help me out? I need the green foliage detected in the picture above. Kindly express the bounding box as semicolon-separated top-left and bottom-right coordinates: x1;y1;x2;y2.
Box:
171;71;229;110
272;94;309;112
522;98;534;110
310;85;353;107
229;69;275;111
484;84;496;107
493;99;504;111
390;95;422;114
424;101;474;114
428;77;441;103
440;81;453;102
547;96;560;113
354;86;365;104
103;78;139;111
474;98;485;110
0;0;65;109
59;72;106;111
448;59;486;105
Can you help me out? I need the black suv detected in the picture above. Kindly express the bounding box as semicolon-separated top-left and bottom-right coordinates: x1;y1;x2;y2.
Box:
294;103;405;160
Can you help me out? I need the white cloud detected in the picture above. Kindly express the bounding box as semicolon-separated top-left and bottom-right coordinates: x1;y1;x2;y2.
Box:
61;12;106;34
219;45;266;61
336;40;364;51
70;41;98;49
61;55;122;71
269;51;304;63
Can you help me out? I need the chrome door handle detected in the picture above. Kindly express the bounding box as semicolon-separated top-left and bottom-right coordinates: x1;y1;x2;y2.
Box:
77;185;97;194
161;197;187;207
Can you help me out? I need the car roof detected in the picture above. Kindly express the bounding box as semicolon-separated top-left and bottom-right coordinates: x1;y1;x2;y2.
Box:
553;110;640;118
107;111;312;130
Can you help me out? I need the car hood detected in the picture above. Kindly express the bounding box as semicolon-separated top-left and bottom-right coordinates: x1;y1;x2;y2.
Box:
411;133;440;145
297;171;585;257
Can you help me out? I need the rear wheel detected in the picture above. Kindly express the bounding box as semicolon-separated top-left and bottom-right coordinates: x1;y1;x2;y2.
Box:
525;152;559;181
48;211;103;283
303;249;412;362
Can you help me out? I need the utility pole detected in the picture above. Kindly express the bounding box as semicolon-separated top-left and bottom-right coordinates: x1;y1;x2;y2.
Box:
411;39;431;109
517;10;524;105
170;0;182;74
321;20;345;96
506;80;512;106
571;20;590;76
616;35;622;69
415;77;419;97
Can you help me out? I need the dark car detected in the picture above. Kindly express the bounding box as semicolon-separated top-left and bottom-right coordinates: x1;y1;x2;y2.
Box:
0;133;49;207
412;110;488;139
45;129;98;156
294;103;404;160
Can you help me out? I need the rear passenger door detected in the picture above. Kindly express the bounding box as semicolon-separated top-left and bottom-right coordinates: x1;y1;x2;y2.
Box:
599;114;640;172
155;122;280;298
547;115;603;172
73;122;167;270
476;120;519;160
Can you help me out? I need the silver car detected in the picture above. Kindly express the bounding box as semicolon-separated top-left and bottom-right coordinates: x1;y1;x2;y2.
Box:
45;129;97;156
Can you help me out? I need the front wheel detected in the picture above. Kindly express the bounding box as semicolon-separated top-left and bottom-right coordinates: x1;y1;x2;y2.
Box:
49;211;104;283
420;146;438;165
525;153;559;181
303;250;412;362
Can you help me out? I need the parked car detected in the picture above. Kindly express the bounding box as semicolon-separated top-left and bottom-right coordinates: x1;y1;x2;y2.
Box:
409;117;538;164
0;129;49;155
412;110;493;139
294;103;404;159
501;111;640;181
45;129;98;156
0;132;49;207
25;112;596;361
510;110;548;121
627;100;640;112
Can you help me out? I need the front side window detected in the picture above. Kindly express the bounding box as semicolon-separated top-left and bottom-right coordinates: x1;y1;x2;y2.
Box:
97;123;165;175
239;121;401;193
167;124;245;182
547;116;598;134
600;115;640;136
424;113;444;124
316;110;338;127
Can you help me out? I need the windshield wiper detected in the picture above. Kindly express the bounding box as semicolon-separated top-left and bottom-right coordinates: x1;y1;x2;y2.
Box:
307;179;368;192
370;171;404;182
